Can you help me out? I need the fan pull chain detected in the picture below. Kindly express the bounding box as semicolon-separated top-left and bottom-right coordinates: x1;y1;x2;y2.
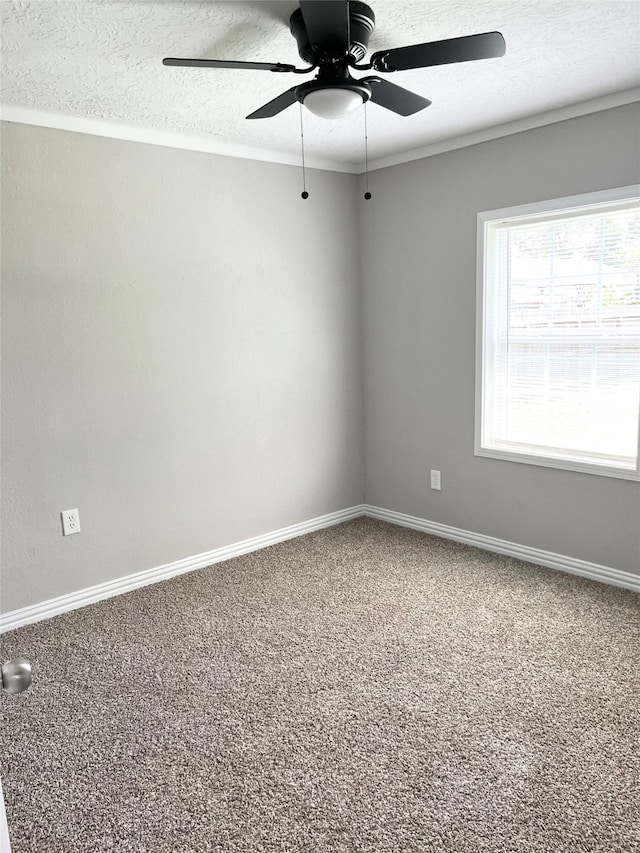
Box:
363;102;372;200
299;104;309;199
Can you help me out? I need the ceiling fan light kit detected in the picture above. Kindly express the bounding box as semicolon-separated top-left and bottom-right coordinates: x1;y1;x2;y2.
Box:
301;86;368;119
163;1;506;121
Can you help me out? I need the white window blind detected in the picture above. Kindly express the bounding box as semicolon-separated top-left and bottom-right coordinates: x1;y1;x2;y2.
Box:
477;188;640;479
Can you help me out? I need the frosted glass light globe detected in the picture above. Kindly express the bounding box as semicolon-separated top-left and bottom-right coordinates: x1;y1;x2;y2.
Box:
303;88;364;119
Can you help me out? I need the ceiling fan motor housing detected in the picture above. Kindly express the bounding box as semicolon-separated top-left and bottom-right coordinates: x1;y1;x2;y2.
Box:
290;2;375;64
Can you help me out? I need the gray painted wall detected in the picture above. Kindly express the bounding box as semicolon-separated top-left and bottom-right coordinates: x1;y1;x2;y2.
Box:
361;104;640;575
2;105;638;618
1;123;363;613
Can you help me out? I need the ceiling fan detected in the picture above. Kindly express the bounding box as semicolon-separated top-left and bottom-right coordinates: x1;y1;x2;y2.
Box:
163;1;506;121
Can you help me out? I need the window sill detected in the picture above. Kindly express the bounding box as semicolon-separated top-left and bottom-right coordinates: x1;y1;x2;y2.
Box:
474;446;640;481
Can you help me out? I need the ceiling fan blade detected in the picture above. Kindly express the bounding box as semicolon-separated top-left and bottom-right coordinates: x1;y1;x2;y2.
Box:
163;58;297;73
299;1;349;53
370;31;506;72
363;77;431;116
246;86;299;119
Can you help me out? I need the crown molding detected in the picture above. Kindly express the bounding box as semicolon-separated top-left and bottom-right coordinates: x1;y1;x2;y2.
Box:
0;105;359;174
365;87;640;172
2;88;639;176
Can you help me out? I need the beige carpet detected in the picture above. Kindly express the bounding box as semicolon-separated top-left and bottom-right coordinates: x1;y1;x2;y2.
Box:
1;518;639;852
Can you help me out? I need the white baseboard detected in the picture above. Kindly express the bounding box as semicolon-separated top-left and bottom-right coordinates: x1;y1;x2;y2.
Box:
0;505;366;633
364;505;640;593
2;502;636;632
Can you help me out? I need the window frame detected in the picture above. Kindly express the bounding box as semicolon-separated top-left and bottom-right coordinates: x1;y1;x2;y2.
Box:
475;185;640;481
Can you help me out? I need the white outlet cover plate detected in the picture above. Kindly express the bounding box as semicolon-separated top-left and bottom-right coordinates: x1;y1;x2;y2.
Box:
61;509;81;536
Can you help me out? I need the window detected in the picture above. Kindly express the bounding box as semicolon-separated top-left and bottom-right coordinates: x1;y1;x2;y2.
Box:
476;186;640;480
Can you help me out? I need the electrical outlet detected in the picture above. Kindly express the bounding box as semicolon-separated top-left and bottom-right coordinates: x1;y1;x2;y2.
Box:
61;508;81;536
430;469;441;491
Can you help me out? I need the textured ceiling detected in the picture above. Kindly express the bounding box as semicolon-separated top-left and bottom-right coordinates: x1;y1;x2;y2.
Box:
1;0;639;169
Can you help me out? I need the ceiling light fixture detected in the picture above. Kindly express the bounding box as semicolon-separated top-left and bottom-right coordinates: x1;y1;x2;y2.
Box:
296;79;372;120
302;87;366;119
